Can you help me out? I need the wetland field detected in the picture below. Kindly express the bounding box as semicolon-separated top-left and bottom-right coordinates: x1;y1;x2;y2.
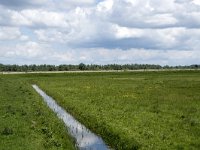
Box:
0;70;200;149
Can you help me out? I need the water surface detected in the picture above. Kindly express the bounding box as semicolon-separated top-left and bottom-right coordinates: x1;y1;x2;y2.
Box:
32;85;109;150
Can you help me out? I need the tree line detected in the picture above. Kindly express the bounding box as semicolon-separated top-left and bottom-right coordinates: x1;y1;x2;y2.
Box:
0;63;199;72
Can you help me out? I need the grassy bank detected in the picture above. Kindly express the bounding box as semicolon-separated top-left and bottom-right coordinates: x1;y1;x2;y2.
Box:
34;71;200;149
0;75;75;150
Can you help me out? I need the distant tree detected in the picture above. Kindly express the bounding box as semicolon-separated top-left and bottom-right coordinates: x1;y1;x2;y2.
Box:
191;64;199;69
30;64;37;71
0;63;199;72
78;63;86;70
0;64;4;72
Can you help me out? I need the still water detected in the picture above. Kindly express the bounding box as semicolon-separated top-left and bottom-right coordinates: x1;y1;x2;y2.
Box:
32;85;109;150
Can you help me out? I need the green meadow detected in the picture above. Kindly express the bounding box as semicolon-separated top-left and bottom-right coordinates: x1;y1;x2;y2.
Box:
1;70;200;149
0;75;75;150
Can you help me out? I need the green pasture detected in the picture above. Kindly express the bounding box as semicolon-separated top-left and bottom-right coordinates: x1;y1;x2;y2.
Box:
0;75;75;150
0;70;200;149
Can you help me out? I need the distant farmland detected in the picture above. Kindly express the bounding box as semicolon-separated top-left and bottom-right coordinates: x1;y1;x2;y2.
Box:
1;70;200;149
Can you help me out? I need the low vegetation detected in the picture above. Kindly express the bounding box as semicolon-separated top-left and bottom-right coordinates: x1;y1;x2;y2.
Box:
0;75;75;150
1;70;200;149
35;71;200;149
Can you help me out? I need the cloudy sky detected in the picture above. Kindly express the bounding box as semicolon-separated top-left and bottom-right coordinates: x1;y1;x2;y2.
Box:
0;0;200;65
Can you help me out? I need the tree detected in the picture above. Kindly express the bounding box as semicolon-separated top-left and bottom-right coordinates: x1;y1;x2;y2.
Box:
0;64;4;72
78;63;86;70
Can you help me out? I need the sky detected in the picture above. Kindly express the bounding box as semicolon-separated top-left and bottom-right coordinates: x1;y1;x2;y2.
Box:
0;0;200;66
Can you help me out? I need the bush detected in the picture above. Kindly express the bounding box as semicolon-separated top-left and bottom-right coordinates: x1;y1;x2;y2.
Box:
1;127;13;135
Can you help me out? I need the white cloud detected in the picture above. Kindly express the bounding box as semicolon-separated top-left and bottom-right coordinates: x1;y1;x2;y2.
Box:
0;0;200;65
112;24;143;39
61;0;95;6
15;42;44;57
11;10;32;26
192;0;200;6
97;0;113;12
21;9;69;27
0;27;28;41
34;29;69;43
0;27;20;40
33;7;95;44
144;14;178;26
100;25;200;50
1;44;199;65
2;42;46;58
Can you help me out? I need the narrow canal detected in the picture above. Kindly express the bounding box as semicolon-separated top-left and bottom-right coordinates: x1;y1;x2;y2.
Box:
32;85;109;150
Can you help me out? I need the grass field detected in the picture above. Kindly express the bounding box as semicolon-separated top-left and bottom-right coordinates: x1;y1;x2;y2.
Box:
1;70;200;149
0;75;75;150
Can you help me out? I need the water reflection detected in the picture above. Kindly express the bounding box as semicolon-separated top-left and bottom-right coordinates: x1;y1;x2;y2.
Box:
32;85;109;150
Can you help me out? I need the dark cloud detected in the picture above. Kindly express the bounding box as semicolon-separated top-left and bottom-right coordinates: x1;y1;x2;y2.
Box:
175;0;190;4
0;0;47;9
69;37;163;50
